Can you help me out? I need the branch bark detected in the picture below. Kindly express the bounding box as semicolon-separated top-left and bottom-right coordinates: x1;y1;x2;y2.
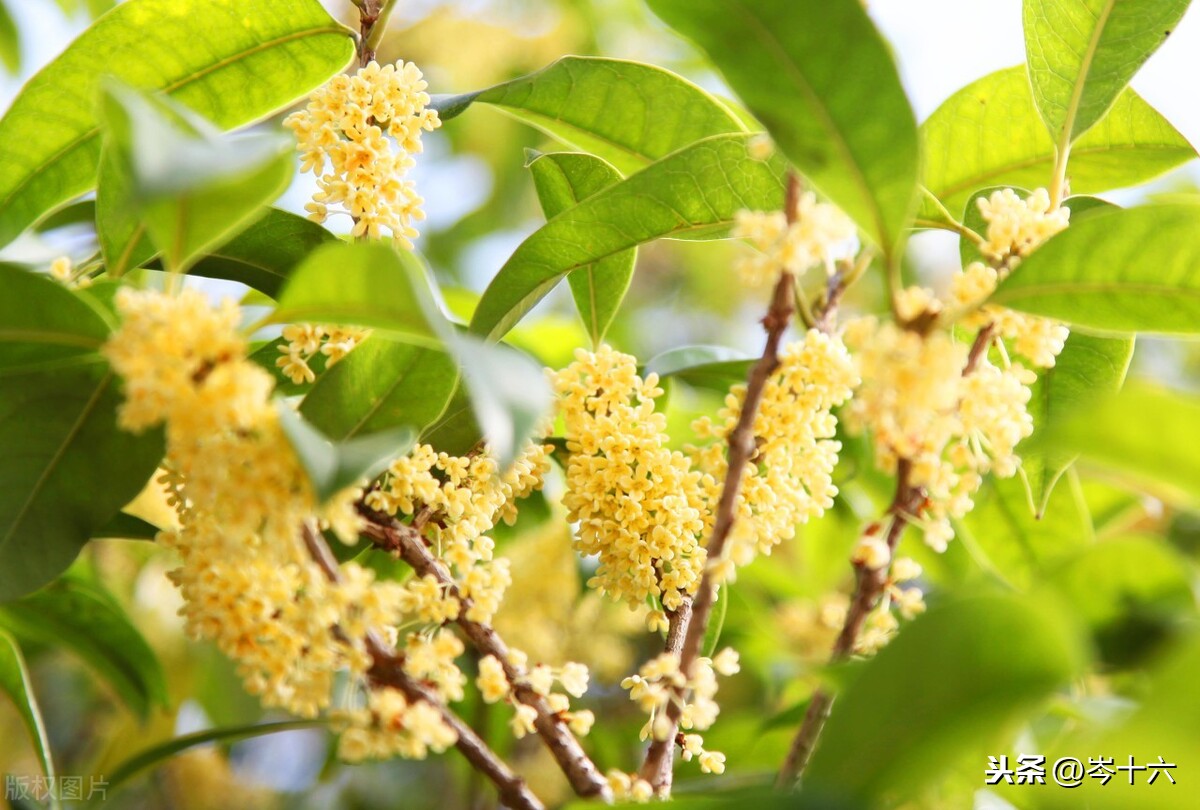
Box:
638;172;802;790
300;523;544;810
357;506;613;801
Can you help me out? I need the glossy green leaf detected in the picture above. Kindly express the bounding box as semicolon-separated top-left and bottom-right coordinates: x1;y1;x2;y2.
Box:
991;203;1200;334
0;264;111;370
448;334;553;468
105;719;327;795
1022;332;1134;516
528;151;634;347
99;82;293;274
300;338;459;442
96;144;153;278
277;402;416;503
272;242;447;345
0;366;164;600
93;511;161;542
0;575;168;719
802;593;1084;805
1039;382;1200;510
0;0;352;247
1040;537;1195;669
647;0;919;255
433;56;745;175
0;1;19;74
922;67;1194;215
1024;0;1188;144
0;630;55;792
644;345;752;393
185;209;337;298
419;385;481;457
469;133;788;341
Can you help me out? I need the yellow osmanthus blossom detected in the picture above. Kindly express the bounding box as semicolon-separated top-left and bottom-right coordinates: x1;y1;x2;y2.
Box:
620;647;740;775
552;345;714;612
276;323;372;385
48;256;91;289
843;310;1034;551
102;288;469;762
952;188;1071;368
854;554;925;655
731;191;856;287
690;330;858;579
284;60;440;246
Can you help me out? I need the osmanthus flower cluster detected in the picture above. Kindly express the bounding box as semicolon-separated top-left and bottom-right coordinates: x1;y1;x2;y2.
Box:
843;187;1070;552
276;322;371;385
284;60;440;245
732;190;857;286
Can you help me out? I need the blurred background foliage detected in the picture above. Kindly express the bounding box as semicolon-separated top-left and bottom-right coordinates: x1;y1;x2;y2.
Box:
1;1;1199;809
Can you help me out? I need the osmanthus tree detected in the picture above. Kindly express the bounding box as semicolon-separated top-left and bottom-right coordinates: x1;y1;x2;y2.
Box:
0;0;1198;808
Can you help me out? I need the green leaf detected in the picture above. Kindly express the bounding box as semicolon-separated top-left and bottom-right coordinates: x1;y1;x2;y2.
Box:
469;133;788;341
93;511;161;541
922;67;1194;216
0;0;352;248
0;574;169;719
99;81;293;274
701;585;728;659
646;0;919;255
0;367;164;599
644;345;752;393
528;151;634;347
0;1;19;74
300;338;458;442
272;242;447;345
184;208;337;298
802;593;1084;805
419;386;482;456
277;402;417;503
1039;382;1200;509
0;264;111;370
1022;332;1134;516
96;144;153;278
991;203;1200;334
1024;0;1189;144
1039;537;1195;669
0;630;56;791
104;719;327;796
433;56;746;175
448;334;552;468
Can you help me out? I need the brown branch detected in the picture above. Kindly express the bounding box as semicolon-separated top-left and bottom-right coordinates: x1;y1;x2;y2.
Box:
356;507;613;801
355;0;383;64
637;597;693;788
638;172;802;790
300;523;544;810
963;322;997;376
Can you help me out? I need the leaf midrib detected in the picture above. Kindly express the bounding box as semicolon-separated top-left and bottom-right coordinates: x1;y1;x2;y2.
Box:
730;0;890;250
0;25;348;216
1057;0;1118;145
0;372;111;549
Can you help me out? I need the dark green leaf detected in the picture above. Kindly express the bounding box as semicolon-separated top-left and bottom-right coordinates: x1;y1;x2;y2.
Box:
0;630;55;789
0;367;164;599
701;585;728;659
0;264;111;370
802;593;1084;805
469;133;788;341
644;345;752;393
1024;0;1189;144
0;574;169;719
99;81;293;274
991;203;1200;334
300;338;458;442
93;511;161;541
922;67;1194;216
1022;332;1134;515
0;0;353;247
433;56;745;175
184;208;337;298
96;144;153;277
646;0;919;255
528;152;634;346
272;242;447;345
